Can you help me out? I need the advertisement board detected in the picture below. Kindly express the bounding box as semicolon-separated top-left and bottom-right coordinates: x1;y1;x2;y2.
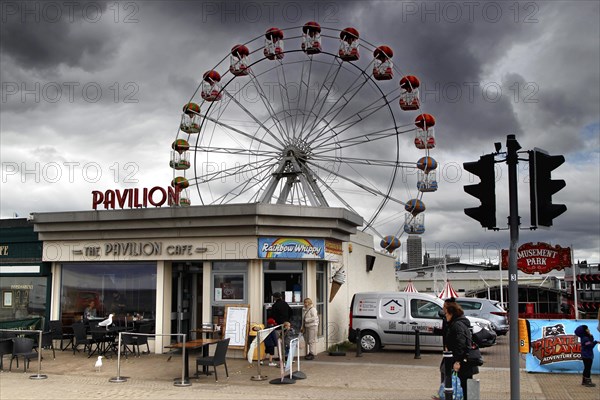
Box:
525;319;600;373
258;237;325;259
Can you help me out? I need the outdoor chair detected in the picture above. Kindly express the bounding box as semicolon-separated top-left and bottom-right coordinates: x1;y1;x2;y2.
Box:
89;327;114;358
195;338;230;382
121;332;138;359
71;322;94;356
9;337;37;372
49;320;74;350
135;323;153;355
0;338;13;370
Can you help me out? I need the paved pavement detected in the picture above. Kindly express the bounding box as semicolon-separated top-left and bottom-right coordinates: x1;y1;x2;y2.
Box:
1;335;599;400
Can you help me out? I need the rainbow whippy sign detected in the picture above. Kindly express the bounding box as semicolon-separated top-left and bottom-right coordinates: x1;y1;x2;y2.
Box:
258;237;325;259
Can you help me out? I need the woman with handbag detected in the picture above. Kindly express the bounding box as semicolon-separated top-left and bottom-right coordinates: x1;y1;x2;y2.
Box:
445;302;476;400
301;298;319;360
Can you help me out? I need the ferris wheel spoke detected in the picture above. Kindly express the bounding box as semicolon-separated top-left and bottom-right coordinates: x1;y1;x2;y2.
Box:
304;159;406;207
246;70;290;141
310;90;403;149
298;57;344;140
219;90;287;149
313;126;413;155
193;157;274;185
310;153;416;168
274;61;297;137
303;63;373;143
192;145;278;158
201;113;282;152
210;162;274;204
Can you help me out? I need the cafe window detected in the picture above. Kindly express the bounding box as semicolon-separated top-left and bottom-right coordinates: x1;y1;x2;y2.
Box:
263;260;305;330
60;263;157;327
211;261;248;328
0;276;48;325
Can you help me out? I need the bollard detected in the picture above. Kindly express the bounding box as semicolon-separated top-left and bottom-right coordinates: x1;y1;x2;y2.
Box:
443;351;454;400
414;329;421;359
30;330;47;380
355;328;362;357
467;378;480;400
109;332;127;383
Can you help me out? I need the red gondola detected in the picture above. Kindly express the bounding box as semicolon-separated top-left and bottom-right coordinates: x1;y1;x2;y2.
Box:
414;114;436;149
399;75;421;110
302;21;322;55
339;27;360;61
201;70;222;101
264;27;284;60
373;45;394;80
230;44;250;76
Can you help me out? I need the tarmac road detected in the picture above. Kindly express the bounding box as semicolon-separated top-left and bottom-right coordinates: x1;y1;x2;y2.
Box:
0;334;598;400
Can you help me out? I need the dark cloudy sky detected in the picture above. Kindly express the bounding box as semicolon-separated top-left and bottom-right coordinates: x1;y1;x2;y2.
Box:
1;1;598;264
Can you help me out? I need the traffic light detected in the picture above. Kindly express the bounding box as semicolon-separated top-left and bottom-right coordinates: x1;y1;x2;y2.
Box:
463;153;496;229
529;149;567;227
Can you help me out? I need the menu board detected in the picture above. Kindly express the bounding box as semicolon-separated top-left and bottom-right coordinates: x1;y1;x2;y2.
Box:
223;304;250;351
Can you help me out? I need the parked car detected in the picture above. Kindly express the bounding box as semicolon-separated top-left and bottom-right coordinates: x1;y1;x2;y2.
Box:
469;316;497;348
456;297;509;336
348;292;496;352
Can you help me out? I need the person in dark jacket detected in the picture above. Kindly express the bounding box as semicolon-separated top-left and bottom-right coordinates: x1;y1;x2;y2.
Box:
434;297;457;383
271;292;293;325
445;301;476;400
574;324;599;387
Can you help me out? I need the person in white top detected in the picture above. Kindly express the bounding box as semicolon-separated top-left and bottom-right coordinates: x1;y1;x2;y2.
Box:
301;298;319;360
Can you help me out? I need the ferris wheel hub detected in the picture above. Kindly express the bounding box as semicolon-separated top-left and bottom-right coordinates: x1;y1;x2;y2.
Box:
282;138;312;162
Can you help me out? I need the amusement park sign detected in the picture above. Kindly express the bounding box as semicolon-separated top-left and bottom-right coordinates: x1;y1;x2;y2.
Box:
501;242;572;274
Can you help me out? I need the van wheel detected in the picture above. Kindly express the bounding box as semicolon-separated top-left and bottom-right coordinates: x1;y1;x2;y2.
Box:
359;331;380;352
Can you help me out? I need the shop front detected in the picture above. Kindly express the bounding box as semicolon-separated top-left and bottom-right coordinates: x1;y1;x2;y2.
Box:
0;218;51;330
31;203;395;356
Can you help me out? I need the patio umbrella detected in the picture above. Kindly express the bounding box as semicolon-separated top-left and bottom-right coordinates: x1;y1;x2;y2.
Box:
438;280;459;299
403;280;418;293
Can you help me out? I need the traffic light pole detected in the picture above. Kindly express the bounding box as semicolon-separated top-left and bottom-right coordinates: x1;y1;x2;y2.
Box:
506;134;521;400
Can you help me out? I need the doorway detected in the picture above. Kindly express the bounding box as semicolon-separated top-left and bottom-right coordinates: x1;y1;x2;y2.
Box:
171;263;203;342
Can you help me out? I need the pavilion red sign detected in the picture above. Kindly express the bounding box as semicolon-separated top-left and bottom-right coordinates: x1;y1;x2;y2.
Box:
501;242;571;274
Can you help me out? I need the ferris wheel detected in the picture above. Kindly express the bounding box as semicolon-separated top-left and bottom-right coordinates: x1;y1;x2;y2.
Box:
170;23;438;252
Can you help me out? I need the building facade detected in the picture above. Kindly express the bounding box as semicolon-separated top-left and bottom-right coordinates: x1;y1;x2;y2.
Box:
30;203;396;356
0;218;51;329
406;235;422;270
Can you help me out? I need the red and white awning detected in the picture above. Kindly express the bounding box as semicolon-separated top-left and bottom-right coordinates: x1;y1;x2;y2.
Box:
438;281;459;299
403;280;419;293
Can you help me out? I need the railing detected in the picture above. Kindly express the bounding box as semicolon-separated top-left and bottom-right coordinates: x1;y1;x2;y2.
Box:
109;332;189;387
0;328;47;380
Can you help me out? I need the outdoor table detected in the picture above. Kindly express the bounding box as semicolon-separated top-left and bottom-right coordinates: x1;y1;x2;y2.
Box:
90;326;126;358
164;338;219;384
190;328;220;340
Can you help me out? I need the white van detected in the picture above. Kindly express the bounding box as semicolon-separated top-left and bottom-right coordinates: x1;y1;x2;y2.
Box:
347;291;496;352
348;291;446;352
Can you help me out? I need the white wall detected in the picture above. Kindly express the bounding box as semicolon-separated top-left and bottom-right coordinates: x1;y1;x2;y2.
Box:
325;232;396;348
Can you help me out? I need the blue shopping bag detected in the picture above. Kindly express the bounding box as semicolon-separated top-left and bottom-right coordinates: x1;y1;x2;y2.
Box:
438;372;464;400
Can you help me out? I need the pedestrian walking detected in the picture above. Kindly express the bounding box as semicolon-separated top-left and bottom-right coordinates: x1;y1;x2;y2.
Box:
444;301;476;400
574;324;599;387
